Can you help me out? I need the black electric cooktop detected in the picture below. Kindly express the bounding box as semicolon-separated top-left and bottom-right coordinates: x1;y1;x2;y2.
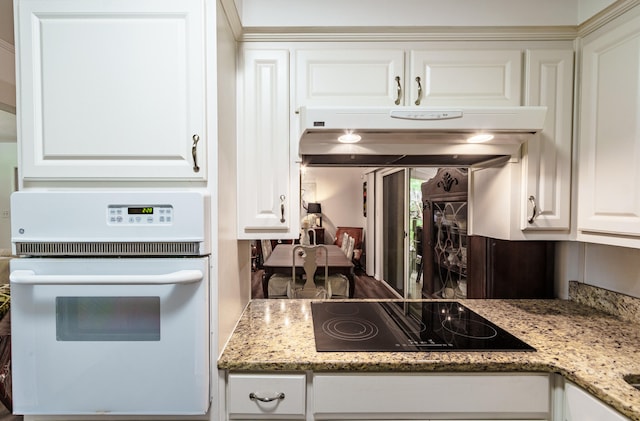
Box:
311;301;534;352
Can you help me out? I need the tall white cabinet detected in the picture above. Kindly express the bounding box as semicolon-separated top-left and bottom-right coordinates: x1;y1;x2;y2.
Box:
14;0;206;181
237;49;298;238
577;9;640;248
461;47;574;240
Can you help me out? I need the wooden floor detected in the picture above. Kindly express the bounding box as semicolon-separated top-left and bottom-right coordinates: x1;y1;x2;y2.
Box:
252;268;399;299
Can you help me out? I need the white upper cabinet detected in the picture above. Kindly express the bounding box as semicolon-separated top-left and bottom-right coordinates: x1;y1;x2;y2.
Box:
244;41;572;240
296;49;405;107
578;10;640;247
295;47;522;108
522;49;574;232
15;0;206;181
408;49;522;106
237;49;298;239
469;46;574;240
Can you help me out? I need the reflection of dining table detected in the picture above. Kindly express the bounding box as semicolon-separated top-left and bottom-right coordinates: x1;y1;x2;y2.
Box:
262;244;355;298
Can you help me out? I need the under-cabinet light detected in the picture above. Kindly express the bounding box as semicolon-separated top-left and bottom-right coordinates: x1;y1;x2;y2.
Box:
338;131;362;143
467;134;494;143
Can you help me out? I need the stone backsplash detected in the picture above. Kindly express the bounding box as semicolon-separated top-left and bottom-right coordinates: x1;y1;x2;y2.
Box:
569;280;640;325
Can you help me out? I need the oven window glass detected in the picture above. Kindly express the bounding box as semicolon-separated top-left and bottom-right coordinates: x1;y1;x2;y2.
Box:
56;297;160;341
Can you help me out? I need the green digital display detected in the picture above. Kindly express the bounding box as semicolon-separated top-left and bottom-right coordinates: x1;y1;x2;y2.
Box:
128;207;154;215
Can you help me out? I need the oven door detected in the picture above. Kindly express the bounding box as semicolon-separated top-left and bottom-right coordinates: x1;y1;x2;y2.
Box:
9;257;210;416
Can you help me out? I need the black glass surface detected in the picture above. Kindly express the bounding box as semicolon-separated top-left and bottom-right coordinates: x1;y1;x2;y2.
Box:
311;301;534;352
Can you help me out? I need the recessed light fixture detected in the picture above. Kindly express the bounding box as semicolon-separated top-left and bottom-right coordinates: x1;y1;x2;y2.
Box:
467;133;494;143
338;131;361;143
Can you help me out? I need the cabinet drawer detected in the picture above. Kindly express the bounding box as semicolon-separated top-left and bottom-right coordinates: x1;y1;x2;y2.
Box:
228;374;306;419
313;373;550;418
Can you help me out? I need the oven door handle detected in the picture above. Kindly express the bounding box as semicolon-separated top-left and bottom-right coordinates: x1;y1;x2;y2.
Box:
9;269;204;285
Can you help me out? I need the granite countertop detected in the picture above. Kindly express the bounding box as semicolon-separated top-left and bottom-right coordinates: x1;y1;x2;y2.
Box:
218;298;640;420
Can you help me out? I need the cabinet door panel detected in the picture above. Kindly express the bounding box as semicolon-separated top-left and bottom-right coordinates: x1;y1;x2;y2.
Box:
238;50;295;237
16;0;205;180
522;49;573;231
578;14;640;240
410;50;522;106
296;49;405;106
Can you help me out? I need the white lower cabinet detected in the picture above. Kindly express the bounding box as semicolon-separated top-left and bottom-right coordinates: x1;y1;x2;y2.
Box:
312;373;551;420
225;372;552;420
564;382;630;421
227;373;307;419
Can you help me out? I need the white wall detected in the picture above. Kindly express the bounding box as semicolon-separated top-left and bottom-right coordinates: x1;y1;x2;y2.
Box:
0;142;16;250
240;0;580;28
578;0;617;23
303;167;367;245
0;0;13;44
0;0;14;112
214;0;248;358
581;243;640;298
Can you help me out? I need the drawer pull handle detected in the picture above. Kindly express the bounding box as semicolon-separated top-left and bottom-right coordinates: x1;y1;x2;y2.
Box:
415;76;422;105
279;194;286;223
192;134;200;173
527;195;538;224
249;392;285;403
394;76;402;105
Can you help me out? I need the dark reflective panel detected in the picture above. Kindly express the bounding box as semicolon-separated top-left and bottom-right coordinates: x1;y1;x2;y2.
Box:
311;301;534;352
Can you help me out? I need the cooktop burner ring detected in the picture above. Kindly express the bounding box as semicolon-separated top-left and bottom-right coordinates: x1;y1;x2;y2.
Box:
321;317;379;341
440;318;498;340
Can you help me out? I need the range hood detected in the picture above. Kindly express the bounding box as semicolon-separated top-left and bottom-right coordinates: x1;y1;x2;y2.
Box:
298;106;547;167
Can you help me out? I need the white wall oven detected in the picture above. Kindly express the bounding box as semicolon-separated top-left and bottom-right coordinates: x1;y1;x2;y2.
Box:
9;190;210;416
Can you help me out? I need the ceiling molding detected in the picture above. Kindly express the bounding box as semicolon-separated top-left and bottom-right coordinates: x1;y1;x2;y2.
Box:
218;0;243;40
578;0;640;37
227;0;640;44
239;26;578;43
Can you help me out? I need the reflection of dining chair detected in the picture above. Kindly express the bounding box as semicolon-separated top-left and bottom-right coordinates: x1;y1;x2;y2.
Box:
260;239;273;262
267;272;294;298
340;232;349;253
323;273;350;298
288;245;350;299
287;245;329;299
345;236;355;260
334;226;364;269
265;241;292;298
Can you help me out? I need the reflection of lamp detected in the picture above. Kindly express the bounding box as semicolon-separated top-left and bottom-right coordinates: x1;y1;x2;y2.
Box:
307;202;322;227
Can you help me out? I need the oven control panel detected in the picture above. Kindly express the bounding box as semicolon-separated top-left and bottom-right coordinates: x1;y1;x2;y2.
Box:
107;205;174;225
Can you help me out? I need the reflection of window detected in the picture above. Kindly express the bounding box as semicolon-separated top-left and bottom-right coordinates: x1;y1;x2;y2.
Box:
56;296;160;341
